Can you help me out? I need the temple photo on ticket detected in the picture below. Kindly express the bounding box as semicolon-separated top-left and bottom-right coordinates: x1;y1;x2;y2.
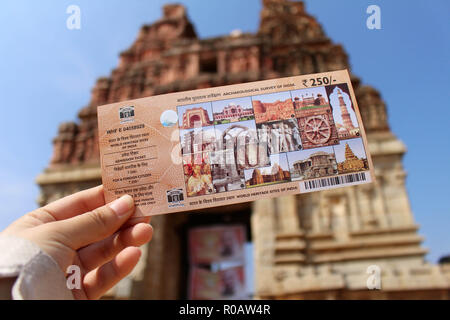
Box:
291;86;339;149
212;96;254;125
332;137;369;174
287;146;338;181
251;91;295;124
244;153;291;188
177;102;214;129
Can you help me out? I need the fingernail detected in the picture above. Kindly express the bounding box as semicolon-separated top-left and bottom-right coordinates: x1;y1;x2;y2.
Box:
109;195;134;217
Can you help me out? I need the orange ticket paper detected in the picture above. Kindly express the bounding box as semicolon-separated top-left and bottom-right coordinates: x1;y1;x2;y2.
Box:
98;70;374;217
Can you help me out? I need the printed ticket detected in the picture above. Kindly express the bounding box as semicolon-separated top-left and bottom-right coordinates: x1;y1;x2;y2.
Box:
97;69;374;217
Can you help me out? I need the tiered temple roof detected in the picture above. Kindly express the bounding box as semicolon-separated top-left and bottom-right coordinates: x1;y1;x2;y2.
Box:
46;0;390;172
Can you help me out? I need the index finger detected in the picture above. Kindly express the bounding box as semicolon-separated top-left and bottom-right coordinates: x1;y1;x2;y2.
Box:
41;185;106;221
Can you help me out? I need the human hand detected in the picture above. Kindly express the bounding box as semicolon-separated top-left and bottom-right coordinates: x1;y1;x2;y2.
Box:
1;185;153;299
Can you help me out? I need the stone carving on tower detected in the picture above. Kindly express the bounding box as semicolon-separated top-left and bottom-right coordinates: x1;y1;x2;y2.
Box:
36;0;450;299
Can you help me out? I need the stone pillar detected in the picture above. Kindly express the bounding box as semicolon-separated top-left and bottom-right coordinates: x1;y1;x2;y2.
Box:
275;195;300;235
318;193;330;232
355;185;374;230
347;187;362;232
395;170;414;226
306;193;322;234
236;134;247;166
330;197;349;242
252;198;277;297
217;50;227;75
371;137;414;228
315;53;326;72
382;161;414;227
302;55;314;74
247;130;259;167
249;46;259;72
311;205;322;233
187;51;200;77
372;180;389;228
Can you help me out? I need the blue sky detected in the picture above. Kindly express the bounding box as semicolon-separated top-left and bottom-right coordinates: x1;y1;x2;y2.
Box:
0;0;449;263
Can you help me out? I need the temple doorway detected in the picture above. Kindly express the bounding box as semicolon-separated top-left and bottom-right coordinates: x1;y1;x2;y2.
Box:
178;202;253;299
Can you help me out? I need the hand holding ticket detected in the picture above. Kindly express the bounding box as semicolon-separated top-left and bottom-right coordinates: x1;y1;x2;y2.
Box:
97;70;374;217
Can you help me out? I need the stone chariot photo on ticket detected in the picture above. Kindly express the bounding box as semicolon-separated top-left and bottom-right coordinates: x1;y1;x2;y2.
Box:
97;69;375;217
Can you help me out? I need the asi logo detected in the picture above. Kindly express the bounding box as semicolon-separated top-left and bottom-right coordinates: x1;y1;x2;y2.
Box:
119;106;135;123
167;188;185;208
366;265;382;290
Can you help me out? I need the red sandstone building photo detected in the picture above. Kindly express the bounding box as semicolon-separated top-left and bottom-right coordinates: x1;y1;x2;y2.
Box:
178;103;214;129
244;153;291;187
212;97;255;124
252;91;296;123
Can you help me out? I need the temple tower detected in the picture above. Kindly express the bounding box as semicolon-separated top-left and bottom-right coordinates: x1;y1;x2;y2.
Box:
36;0;450;299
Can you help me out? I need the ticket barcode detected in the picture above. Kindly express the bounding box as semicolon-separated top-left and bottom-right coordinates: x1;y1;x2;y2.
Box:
300;172;369;193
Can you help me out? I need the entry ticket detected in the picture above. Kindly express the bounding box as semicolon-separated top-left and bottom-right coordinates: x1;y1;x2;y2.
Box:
98;70;374;217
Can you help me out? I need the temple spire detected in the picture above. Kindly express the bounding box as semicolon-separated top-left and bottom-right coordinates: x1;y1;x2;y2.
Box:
344;143;358;161
258;0;325;42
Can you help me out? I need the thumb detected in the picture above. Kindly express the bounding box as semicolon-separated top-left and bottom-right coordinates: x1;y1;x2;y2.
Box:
55;195;135;249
